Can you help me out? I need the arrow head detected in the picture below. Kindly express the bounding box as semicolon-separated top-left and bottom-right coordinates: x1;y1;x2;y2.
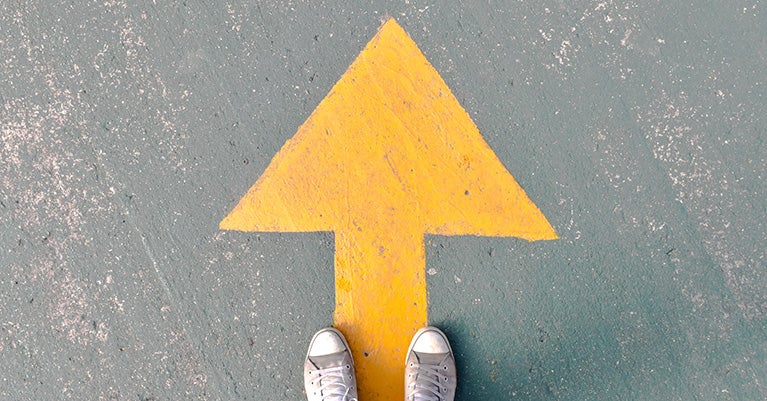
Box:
221;18;557;241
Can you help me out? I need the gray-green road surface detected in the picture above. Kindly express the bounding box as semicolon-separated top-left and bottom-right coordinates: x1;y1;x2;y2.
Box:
1;1;765;400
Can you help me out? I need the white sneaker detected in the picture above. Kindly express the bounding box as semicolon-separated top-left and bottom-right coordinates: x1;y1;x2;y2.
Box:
304;328;358;401
405;327;457;401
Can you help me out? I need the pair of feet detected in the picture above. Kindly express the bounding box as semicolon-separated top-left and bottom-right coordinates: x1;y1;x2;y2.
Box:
304;326;457;401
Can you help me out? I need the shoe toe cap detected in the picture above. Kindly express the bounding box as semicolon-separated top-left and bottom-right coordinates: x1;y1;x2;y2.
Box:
412;330;450;353
309;330;347;356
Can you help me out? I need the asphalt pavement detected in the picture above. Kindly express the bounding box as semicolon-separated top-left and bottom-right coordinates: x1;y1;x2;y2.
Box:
1;1;765;400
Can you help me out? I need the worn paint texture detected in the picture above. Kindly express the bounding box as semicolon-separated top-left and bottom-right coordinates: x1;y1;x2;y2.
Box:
1;1;765;400
220;19;556;400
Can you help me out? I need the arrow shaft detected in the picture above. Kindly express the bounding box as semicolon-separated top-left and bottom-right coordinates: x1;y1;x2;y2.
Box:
333;229;427;401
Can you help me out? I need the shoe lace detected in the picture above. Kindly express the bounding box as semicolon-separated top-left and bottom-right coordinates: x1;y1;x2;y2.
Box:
310;365;357;401
407;363;448;401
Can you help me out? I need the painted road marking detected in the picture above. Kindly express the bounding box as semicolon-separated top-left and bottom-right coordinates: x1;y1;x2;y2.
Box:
221;18;558;401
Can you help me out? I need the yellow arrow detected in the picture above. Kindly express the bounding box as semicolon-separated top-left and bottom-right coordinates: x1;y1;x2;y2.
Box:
221;18;557;401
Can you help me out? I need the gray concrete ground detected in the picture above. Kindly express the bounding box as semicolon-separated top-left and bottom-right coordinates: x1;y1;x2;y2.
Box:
1;1;765;400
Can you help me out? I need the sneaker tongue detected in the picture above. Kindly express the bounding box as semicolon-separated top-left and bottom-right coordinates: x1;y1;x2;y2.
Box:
309;351;349;370
415;351;446;366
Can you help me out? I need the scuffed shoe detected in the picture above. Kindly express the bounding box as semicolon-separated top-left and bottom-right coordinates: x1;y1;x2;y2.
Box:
304;328;358;401
405;327;457;401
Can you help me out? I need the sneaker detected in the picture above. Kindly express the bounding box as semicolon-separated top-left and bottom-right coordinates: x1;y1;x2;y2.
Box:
304;328;358;401
405;327;457;401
